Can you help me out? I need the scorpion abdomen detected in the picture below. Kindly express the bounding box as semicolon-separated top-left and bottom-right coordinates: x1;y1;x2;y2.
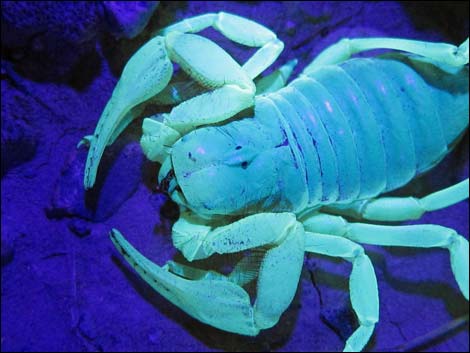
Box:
265;55;469;207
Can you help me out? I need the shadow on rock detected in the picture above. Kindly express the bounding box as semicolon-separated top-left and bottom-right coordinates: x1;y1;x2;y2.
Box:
46;126;143;222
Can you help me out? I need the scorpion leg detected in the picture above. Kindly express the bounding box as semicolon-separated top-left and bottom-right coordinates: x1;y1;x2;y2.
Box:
151;11;287;134
110;211;305;335
324;178;469;221
303;37;469;74
302;212;469;300
171;210;300;261
158;12;284;80
255;58;298;95
156;31;256;134
153;58;300;134
304;232;379;352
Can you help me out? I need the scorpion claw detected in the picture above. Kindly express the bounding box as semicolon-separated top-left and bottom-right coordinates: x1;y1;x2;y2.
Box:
110;228;259;336
77;135;93;149
84;36;173;189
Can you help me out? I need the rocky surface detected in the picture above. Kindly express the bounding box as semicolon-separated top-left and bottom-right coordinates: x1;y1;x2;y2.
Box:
0;78;38;177
1;1;159;81
46;138;144;222
1;1;468;352
103;1;160;39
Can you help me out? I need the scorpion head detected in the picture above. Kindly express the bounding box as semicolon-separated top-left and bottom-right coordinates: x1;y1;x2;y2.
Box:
158;115;306;217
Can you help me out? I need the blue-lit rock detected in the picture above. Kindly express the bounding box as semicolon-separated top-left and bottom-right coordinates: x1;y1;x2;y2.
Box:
1;1;159;80
103;1;160;39
47;140;143;222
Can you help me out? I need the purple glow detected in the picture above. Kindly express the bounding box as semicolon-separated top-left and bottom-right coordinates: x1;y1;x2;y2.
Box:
379;83;387;94
325;100;333;113
350;92;359;105
406;73;416;85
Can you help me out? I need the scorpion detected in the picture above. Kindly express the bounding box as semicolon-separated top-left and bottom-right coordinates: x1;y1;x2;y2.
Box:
80;12;469;352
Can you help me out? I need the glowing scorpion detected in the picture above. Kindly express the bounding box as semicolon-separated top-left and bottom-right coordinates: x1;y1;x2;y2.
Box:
79;12;469;352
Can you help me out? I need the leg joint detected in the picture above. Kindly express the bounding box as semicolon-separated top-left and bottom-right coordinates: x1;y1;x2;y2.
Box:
361;318;378;327
273;214;302;246
345;244;365;263
447;231;461;249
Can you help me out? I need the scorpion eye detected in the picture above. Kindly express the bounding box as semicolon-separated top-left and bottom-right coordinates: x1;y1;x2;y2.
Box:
241;161;248;169
235;145;242;150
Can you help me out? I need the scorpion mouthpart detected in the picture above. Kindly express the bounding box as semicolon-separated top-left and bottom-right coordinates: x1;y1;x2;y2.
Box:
158;157;188;207
159;168;176;194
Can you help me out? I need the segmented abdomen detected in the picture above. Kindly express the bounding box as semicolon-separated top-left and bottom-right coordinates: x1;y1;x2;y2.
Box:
266;56;469;205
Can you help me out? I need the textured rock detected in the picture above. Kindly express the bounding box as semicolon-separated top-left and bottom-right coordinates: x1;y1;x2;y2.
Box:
0;107;37;177
103;1;159;39
67;219;91;238
1;1;104;80
1;78;39;177
1;1;159;81
47;139;144;222
1;233;15;267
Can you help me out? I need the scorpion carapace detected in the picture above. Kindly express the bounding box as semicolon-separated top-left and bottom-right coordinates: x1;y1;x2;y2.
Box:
80;12;469;352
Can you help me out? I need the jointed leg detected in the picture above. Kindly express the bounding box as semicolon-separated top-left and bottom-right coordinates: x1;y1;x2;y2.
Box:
305;232;379;352
255;59;298;95
151;31;295;103
149;12;286;134
158;12;284;79
303;36;469;74
156;11;287;134
157;31;255;134
324;178;469;221
302;212;469;300
142;56;299;164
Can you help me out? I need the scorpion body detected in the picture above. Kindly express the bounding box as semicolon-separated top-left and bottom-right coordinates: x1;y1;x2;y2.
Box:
274;55;468;206
168;54;468;216
81;11;469;352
